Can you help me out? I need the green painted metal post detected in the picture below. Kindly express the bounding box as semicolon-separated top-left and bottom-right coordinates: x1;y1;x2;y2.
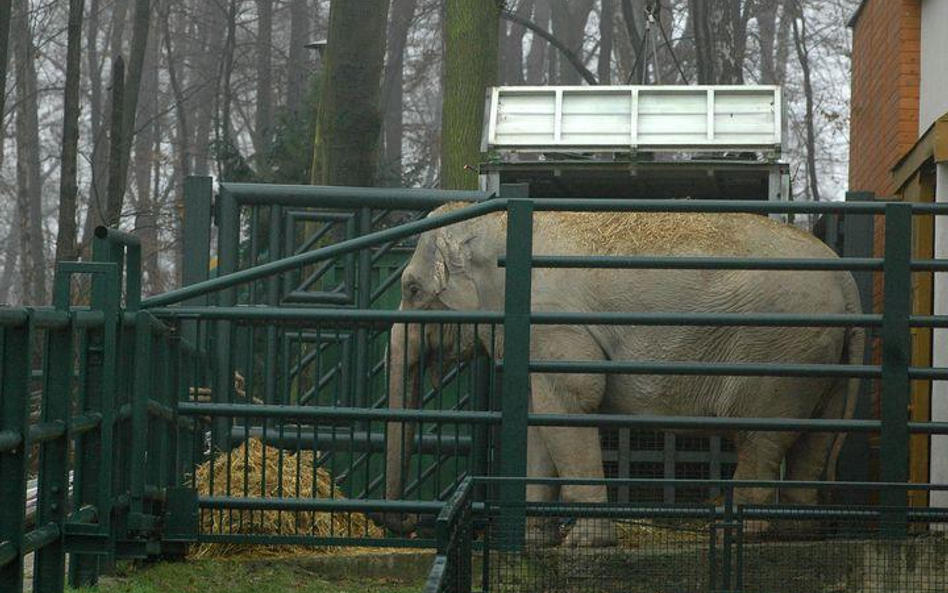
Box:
214;188;239;452
181;176;213;347
0;320;31;593
880;202;912;533
129;312;153;532
499;198;533;549
34;273;77;593
69;259;120;587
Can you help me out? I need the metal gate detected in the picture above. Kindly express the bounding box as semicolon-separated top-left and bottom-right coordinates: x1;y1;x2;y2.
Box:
6;180;948;593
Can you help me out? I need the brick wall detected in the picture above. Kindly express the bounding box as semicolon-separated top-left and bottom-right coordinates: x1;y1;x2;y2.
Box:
849;0;922;486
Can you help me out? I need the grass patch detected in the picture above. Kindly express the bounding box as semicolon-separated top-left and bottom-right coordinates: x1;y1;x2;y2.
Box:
66;558;425;593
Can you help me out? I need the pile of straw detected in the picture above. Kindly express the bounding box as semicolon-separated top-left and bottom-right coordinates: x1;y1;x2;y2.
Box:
190;438;384;558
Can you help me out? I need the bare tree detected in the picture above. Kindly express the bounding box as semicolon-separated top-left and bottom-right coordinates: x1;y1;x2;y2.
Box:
254;0;273;155
12;0;46;305
550;0;595;85
599;0;615;84
381;0;418;183
286;0;312;117
441;0;501;189
525;0;550;83
56;0;86;263
312;0;391;186
792;1;822;203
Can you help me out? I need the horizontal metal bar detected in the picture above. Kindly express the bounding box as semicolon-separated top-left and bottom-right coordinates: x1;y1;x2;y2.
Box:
0;541;16;568
532;311;883;327
29;308;71;329
68;505;98;524
69;413;102;437
472;476;948;491
28;420;66;444
911;259;948;272
530;198;948;215
220;182;490;207
909;367;948;380
147;400;176;423
199;496;443;514
22;522;61;555
0;429;23;453
179;402;502;424
521;505;713;520
527;413;893;433
148;306;503;325
513;255;884;271
528;360;881;378
0;308;29;326
143;199;504;308
197;533;434;549
230;425;472;455
94;225;142;247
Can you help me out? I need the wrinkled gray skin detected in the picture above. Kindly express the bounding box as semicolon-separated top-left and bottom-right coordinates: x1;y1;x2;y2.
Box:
384;209;864;547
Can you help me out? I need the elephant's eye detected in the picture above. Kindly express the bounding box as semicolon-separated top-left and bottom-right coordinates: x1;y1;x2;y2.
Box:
408;283;421;299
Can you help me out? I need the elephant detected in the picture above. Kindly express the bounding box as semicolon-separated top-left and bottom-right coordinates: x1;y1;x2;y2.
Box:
383;203;865;546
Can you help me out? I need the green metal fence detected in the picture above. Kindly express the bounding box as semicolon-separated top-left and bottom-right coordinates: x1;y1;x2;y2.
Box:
6;181;948;592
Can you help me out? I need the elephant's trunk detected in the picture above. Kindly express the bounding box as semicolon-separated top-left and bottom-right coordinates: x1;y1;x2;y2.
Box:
382;321;421;534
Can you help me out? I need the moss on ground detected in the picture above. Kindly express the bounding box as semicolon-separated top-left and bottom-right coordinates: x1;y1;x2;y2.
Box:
66;558;425;593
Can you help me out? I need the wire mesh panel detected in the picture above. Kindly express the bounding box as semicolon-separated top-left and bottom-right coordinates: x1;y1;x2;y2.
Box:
483;502;715;593
738;506;948;593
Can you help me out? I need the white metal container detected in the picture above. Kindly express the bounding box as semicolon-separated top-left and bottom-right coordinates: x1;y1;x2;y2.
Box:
484;85;784;153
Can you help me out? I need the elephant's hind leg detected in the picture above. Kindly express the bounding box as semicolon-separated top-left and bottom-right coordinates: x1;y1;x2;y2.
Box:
731;430;799;534
526;426;561;547
529;365;616;547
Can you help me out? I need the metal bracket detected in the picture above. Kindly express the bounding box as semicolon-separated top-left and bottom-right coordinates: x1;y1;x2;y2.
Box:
162;487;199;543
62;523;110;556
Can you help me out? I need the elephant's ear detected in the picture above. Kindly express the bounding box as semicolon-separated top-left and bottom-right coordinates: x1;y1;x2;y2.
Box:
433;234;479;310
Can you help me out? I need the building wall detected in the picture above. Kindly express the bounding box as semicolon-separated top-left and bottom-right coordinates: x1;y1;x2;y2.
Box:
849;0;921;198
920;0;948;132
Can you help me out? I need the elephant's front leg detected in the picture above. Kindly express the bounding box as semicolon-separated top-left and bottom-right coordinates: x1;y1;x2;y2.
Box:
531;372;617;547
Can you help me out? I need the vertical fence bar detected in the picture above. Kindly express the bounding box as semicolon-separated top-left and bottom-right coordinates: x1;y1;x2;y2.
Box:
499;198;533;549
182;176;213;348
214;188;239;452
0;319;31;593
69;261;119;587
34;278;76;593
129;313;153;532
881;202;912;531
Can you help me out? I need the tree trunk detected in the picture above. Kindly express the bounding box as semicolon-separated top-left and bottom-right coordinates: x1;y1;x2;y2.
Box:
757;0;778;84
502;0;533;85
792;5;821;203
549;0;595;85
286;0;311;117
105;57;127;228
525;0;549;83
12;0;46;305
599;0;614;85
441;0;500;190
161;4;189;284
381;0;417;185
688;0;713;83
85;0;128;243
192;0;226;175
620;0;646;83
114;0;153;208
56;0;86;263
0;0;12;121
774;0;792;84
134;20;161;293
254;0;273;156
312;0;391;186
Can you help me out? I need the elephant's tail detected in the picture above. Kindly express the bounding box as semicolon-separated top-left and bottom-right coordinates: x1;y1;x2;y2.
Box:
824;279;867;481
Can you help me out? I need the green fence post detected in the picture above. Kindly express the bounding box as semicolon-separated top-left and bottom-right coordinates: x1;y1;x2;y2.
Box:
129;312;153;535
214;187;239;453
880;202;912;534
182;176;213;346
34;271;77;593
69;260;120;587
0;319;31;593
499;198;533;550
